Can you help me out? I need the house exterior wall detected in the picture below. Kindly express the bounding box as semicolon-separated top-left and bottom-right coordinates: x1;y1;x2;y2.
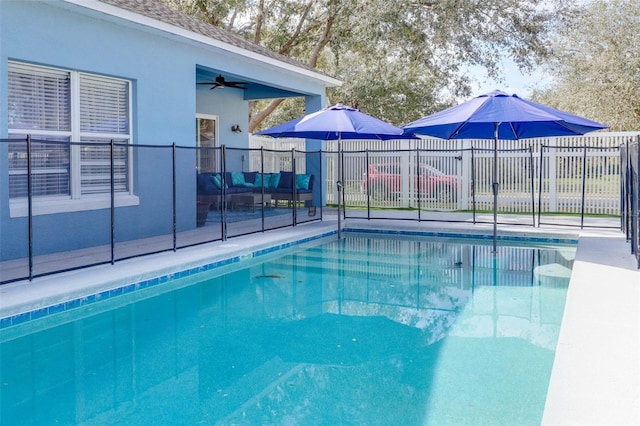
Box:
0;0;327;261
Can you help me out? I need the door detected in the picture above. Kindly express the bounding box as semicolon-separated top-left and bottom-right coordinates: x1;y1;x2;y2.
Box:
196;114;219;172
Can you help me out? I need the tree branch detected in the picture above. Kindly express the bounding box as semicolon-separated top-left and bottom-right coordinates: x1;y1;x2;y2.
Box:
249;98;285;132
195;0;217;26
227;8;238;31
279;1;315;55
254;0;265;44
308;9;336;67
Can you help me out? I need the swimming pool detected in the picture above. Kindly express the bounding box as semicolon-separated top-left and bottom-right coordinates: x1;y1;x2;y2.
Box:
0;232;575;425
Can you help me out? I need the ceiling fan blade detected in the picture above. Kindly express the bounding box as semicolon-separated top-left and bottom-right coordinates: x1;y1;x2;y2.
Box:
197;75;247;89
226;82;248;89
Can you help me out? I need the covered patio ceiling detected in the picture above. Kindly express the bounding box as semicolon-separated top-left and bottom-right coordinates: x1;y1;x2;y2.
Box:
196;67;324;101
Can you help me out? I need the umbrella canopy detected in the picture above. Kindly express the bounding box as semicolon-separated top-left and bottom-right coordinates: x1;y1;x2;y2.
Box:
402;90;608;252
256;103;406;140
402;89;608;140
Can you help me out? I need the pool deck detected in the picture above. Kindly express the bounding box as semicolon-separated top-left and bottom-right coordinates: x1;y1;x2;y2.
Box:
1;212;638;425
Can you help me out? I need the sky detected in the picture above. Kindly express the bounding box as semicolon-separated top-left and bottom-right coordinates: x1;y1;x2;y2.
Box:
466;58;553;99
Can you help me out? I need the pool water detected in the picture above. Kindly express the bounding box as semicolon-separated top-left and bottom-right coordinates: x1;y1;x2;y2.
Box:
0;234;575;425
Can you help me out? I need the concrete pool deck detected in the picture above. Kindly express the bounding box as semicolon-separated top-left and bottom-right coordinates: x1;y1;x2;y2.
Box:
0;212;638;425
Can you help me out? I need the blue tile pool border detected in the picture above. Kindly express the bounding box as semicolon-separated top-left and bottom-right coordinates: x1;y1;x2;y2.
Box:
344;227;579;245
0;228;578;329
0;230;336;329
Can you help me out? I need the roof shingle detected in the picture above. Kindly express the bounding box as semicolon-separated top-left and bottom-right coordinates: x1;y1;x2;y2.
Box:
98;0;322;75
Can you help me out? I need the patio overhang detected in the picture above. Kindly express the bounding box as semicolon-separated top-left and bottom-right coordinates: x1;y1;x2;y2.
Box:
195;67;329;101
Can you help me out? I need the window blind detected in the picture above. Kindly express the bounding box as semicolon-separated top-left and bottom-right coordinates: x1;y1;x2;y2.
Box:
79;75;130;195
8;62;71;132
7;61;132;202
8;138;71;198
80;74;129;135
80;138;129;195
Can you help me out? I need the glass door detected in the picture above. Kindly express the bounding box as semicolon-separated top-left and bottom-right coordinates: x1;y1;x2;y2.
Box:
196;114;218;172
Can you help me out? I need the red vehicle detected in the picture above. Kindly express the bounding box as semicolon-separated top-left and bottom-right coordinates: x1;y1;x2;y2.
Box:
362;162;459;202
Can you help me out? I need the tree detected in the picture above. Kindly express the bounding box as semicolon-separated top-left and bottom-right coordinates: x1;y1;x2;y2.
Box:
165;0;576;130
532;0;640;131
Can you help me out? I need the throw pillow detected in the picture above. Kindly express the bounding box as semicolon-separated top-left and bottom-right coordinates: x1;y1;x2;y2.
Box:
269;173;281;188
231;171;245;186
211;174;223;189
296;174;311;190
255;173;270;187
278;171;293;189
244;171;257;184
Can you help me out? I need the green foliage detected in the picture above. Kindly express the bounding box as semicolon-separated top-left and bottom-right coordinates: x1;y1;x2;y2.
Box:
164;0;574;128
533;0;640;131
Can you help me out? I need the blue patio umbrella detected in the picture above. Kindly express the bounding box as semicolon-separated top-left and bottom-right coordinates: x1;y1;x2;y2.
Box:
402;90;608;252
257;103;409;237
256;103;406;141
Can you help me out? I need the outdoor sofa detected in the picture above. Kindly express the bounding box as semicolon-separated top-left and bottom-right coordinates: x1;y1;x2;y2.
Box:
197;170;315;211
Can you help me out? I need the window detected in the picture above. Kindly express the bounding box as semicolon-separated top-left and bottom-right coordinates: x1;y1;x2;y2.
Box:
7;61;137;216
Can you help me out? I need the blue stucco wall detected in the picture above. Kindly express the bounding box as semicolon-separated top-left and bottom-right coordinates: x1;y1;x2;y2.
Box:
0;1;196;259
0;0;326;261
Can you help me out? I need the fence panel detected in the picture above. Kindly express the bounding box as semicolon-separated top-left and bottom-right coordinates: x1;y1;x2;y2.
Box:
36;139;114;275
325;150;339;206
224;147;267;238
115;143;175;260
633;140;640;267
414;148;462;211
471;147;494;212
362;150;412;219
584;147;620;214
621;136;640;267
270;132;633;217
295;149;322;224
340;148;368;207
192;145;225;244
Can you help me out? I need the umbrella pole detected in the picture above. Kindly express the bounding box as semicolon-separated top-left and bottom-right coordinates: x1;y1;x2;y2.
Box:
492;123;499;254
337;138;342;239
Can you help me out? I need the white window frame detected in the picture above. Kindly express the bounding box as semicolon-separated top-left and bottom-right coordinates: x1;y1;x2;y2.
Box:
8;62;138;217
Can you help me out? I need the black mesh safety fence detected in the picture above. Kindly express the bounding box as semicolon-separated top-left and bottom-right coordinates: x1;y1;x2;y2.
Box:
2;134;636;285
0;138;322;284
621;136;640;268
340;146;536;227
337;144;621;232
537;144;621;228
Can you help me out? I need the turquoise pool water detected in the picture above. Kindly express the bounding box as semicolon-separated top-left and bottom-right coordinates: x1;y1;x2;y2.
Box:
0;234;575;425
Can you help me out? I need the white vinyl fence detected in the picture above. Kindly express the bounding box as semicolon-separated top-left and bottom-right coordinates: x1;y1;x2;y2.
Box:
251;132;638;215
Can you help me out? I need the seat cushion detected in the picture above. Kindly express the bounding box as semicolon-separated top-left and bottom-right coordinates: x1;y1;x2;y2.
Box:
226;186;254;194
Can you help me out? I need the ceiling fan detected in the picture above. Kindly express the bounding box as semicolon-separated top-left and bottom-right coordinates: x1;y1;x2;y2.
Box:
197;74;248;90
